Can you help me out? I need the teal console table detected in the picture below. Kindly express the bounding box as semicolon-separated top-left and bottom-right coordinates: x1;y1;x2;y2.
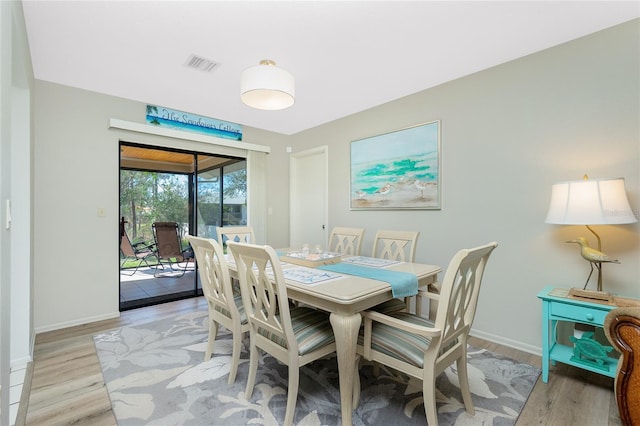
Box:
538;286;618;383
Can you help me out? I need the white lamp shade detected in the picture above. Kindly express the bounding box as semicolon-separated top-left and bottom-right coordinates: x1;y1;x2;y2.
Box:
545;177;637;225
240;60;295;110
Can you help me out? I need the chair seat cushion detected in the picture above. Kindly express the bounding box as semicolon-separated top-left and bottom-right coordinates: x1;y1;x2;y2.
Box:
371;298;407;314
258;307;335;356
359;312;436;368
214;293;248;324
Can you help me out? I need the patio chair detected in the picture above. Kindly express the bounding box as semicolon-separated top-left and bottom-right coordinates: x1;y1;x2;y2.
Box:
357;242;498;426
187;235;249;383
120;229;155;276
152;221;194;277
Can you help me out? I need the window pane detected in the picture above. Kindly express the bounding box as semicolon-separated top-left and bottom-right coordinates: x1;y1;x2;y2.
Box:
196;168;221;239
120;170;189;242
222;160;247;226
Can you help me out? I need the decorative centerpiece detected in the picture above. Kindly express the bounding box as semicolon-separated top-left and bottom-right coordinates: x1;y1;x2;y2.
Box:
280;250;342;268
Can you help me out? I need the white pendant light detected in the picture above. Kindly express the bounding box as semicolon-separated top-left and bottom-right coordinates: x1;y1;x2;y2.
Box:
240;60;295;110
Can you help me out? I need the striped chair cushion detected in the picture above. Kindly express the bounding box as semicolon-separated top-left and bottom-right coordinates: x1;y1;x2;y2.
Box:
214;293;248;324
358;312;439;368
371;298;407;314
257;307;335;356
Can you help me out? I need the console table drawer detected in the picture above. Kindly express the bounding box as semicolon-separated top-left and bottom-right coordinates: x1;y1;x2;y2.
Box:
550;303;608;324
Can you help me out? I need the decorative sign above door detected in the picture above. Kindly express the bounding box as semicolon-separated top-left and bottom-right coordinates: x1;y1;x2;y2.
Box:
146;105;243;141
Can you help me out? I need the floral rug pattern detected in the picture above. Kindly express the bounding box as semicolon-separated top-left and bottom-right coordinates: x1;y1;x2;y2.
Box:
94;310;540;425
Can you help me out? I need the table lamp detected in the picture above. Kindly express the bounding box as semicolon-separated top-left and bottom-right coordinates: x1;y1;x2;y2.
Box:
545;175;637;301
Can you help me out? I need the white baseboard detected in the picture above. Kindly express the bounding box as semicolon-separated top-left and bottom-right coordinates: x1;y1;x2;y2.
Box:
35;311;120;334
470;328;542;357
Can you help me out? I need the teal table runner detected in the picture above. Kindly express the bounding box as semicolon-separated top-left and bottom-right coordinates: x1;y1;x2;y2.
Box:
316;263;418;298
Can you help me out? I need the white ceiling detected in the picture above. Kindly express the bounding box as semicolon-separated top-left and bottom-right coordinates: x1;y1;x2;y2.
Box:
21;1;639;135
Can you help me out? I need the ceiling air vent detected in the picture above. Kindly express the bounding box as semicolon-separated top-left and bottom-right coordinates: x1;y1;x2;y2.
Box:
185;54;218;73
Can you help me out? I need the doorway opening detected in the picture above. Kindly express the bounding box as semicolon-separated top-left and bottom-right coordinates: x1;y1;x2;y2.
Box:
119;142;246;310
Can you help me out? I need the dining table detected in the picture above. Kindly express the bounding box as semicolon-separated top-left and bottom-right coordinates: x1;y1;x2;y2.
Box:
226;251;441;426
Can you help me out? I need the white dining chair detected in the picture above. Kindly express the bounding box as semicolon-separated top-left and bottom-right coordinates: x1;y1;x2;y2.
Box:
226;241;338;426
371;229;419;262
216;225;255;247
328;226;365;255
187;235;249;384
370;229;420;314
357;241;498;426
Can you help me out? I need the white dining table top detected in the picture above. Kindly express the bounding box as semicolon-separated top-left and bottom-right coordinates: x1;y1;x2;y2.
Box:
225;253;441;310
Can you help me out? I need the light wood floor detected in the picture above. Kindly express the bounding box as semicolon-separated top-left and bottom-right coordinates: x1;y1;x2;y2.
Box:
17;297;622;425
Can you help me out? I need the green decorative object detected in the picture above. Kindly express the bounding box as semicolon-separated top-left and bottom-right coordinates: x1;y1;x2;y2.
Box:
570;331;613;371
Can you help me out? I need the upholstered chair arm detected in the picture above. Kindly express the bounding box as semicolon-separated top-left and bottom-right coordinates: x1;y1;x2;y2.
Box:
604;306;640;425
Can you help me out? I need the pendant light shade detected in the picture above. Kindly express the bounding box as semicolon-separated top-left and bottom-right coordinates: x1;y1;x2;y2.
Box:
240;60;295;110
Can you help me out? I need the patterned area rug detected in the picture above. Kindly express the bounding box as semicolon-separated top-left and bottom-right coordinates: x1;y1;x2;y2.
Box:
94;310;540;425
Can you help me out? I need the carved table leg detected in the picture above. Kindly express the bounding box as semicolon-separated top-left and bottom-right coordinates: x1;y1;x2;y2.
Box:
330;312;362;426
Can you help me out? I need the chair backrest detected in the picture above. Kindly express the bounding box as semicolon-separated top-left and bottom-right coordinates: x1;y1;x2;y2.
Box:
216;226;255;246
226;241;297;352
120;232;136;257
435;242;498;349
328;226;365;255
187;235;236;316
371;229;419;262
153;222;186;261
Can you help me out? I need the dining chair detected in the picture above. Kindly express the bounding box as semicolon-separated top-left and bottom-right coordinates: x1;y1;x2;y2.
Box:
186;235;249;384
226;241;338;426
370;229;420;314
357;241;498;426
217;225;255;289
216;225;255;247
328;226;365;255
371;229;419;262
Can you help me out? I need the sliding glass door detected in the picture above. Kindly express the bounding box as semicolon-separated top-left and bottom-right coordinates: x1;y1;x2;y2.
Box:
119;143;245;310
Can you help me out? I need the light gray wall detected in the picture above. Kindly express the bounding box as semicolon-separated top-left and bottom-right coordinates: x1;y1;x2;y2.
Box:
32;82;287;331
281;19;640;352
31;19;638;356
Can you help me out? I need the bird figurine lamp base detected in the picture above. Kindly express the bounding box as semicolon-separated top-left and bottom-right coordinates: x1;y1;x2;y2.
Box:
566;227;621;301
568;287;613;303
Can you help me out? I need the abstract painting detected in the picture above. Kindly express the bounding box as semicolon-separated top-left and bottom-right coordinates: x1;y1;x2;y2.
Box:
350;120;440;210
